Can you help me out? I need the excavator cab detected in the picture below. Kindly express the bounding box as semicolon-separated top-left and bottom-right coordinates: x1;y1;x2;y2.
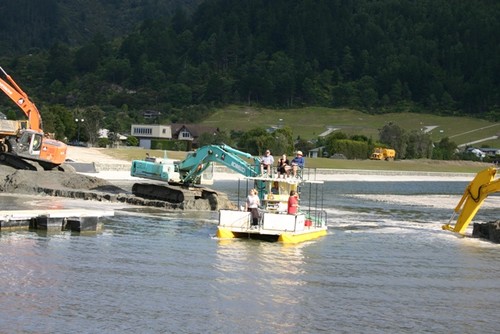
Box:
15;129;67;166
17;130;43;156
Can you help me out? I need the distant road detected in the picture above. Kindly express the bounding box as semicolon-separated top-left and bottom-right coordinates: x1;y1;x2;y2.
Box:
447;123;499;147
458;136;499;147
449;123;499;138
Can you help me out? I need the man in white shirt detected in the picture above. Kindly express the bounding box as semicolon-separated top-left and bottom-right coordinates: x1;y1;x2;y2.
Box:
260;150;274;176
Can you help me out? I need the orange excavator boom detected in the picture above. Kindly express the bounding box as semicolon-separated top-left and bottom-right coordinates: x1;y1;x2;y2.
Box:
0;67;67;170
0;66;42;132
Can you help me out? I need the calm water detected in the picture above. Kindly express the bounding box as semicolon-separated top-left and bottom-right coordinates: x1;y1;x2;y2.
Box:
0;180;499;334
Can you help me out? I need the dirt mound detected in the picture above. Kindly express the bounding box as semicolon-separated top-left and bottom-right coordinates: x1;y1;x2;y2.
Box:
0;165;235;211
0;166;117;193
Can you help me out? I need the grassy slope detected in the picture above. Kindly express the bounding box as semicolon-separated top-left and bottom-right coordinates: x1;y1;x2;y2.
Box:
104;147;491;173
106;106;498;174
201;105;500;147
107;147;492;173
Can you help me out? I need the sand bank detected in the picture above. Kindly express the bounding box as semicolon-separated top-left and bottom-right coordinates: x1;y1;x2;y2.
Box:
85;169;476;182
67;146;478;182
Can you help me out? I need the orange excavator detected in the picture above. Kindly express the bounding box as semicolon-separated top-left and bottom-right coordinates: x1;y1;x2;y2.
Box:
0;66;67;170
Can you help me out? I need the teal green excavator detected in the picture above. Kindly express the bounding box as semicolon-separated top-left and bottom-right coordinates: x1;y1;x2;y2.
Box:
130;144;263;205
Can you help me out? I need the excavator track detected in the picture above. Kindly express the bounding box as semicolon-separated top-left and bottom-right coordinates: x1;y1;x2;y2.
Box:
132;183;196;203
0;152;75;172
132;182;224;210
0;152;45;171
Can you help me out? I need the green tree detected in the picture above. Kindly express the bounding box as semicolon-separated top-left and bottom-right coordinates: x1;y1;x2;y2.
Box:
40;104;74;141
197;133;214;147
204;74;234;103
80;106;105;146
237;127;269;155
325;132;371;159
197;129;233;147
379;122;408;159
268;127;294;156
432;137;457;160
405;130;433;159
46;42;74;84
102;58;131;84
294;137;314;157
326;131;348;141
327;139;370;159
127;136;139;147
302;69;334;105
357;76;379;109
269;51;296;106
167;83;192;106
74;43;100;73
213;129;234;146
238;52;274;104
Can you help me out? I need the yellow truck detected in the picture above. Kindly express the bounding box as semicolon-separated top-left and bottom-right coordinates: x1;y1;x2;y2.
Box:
370;147;396;160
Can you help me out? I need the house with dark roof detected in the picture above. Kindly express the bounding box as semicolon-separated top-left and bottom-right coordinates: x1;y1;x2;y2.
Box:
172;124;219;150
130;123;219;150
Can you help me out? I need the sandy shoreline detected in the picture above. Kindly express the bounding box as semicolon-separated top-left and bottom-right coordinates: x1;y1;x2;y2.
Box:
67;146;478;182
83;169;476;183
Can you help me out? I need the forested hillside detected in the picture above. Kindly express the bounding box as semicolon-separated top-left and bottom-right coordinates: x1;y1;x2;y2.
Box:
0;0;498;142
0;0;203;53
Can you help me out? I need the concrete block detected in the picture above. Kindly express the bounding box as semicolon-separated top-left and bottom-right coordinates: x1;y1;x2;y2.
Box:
66;216;100;232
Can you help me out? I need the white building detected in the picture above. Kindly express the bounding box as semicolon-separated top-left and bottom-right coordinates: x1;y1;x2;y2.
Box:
130;124;218;150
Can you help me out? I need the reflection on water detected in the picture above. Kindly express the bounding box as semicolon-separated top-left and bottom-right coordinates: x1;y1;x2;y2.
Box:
0;180;499;333
212;240;313;332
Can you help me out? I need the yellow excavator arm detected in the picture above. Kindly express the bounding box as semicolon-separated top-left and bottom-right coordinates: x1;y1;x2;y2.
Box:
442;167;500;235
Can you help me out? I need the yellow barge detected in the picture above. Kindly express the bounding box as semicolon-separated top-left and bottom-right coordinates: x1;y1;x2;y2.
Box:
216;176;328;244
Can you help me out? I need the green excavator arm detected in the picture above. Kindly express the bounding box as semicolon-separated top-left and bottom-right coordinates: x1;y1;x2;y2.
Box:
178;144;261;184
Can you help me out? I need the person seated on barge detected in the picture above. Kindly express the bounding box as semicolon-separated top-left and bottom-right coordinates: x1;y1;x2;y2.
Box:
260;149;274;176
277;154;291;178
291;151;305;178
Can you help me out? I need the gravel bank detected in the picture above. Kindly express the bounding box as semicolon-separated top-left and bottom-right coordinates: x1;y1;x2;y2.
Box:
67;146;482;182
0;148;234;211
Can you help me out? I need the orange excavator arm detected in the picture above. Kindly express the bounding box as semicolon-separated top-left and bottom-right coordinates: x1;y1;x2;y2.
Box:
0;66;42;132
